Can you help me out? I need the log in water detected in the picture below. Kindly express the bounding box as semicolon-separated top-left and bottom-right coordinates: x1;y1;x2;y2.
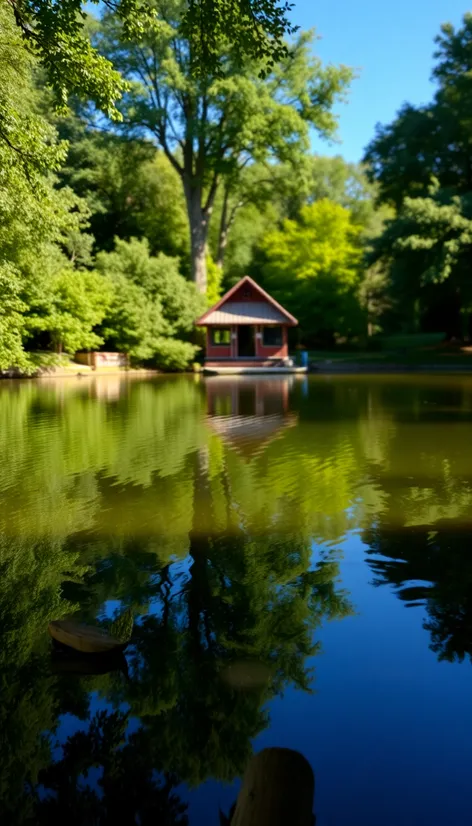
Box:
48;620;128;654
231;747;315;826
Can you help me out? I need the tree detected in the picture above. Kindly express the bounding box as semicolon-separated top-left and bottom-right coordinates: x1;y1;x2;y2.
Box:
96;238;204;367
93;9;352;292
0;266;28;372
358;262;392;337
8;0;298;115
56;113;190;259
6;0;152;116
0;3;102;369
369;189;472;337
0;4;65;185
365;14;472;208
208;157;345;284
260;200;364;344
97;237;205;334
363;14;472;335
27;267;112;355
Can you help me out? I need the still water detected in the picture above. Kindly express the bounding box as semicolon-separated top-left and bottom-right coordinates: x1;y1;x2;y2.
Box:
1;373;472;825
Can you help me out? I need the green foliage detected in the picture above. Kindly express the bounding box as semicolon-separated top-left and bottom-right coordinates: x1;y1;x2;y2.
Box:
182;0;298;76
100;273;162;361
10;0;298;118
97;238;203;367
27;267;112;355
0;5;109;368
110;607;134;642
206;254;223;306
0;265;29;372
98;238;203;335
260;200;365;343
152;337;200;372
7;0;157;116
0;4;66;182
370;191;472;336
364;14;472;335
56;117;189;259
219;201;279;284
366;14;472;209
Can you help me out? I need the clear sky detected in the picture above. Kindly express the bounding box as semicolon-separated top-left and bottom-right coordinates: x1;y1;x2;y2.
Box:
294;0;469;162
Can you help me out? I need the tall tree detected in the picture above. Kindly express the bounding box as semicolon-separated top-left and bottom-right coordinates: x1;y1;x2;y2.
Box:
94;8;352;292
211;161;305;272
56;112;190;258
0;3;95;369
364;14;472;335
365;14;472;208
260;200;364;344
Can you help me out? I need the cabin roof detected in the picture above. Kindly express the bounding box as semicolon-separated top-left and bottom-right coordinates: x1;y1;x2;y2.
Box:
195;276;298;327
199;301;290;326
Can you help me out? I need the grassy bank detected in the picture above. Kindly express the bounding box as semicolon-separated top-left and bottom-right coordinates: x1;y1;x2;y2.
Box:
308;339;472;370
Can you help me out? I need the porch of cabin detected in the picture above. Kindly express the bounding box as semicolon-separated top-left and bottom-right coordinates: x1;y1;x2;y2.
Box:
205;323;289;367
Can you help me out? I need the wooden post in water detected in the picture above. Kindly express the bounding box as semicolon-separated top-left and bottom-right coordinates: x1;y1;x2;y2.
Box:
231;747;315;826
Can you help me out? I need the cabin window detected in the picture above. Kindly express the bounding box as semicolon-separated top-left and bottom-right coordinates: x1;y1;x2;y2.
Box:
211;328;231;346
262;327;283;347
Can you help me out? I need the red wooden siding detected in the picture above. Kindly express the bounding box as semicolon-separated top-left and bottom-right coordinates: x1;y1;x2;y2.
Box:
255;326;288;359
206;325;288;360
206;328;232;359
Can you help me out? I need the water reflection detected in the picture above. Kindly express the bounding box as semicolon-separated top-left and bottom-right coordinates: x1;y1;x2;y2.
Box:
2;375;472;822
206;376;297;458
365;521;472;664
0;375;352;823
355;378;472;665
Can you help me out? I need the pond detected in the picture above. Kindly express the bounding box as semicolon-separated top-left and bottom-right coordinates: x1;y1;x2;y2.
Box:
1;373;472;825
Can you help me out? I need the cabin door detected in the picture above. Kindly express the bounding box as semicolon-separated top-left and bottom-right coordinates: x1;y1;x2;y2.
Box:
237;326;255;357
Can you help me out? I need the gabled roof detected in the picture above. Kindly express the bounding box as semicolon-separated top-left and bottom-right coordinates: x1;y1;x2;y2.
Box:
195;276;298;327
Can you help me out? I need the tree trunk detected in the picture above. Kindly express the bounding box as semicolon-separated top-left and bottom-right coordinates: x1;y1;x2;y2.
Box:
185;181;209;295
217;188;230;270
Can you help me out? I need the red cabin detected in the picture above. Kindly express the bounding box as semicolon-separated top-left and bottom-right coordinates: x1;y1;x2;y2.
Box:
196;276;298;372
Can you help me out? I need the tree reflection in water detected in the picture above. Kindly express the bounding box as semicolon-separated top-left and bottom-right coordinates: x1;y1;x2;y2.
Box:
366;520;472;664
0;376;351;824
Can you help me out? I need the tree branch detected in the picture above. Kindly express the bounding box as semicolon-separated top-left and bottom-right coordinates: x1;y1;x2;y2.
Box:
203;170;219;214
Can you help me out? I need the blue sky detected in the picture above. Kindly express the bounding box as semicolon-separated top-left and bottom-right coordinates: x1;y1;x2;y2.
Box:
295;0;468;162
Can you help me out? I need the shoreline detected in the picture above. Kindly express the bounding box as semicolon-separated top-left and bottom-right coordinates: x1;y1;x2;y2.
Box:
2;363;472;380
0;367;161;381
310;362;472;374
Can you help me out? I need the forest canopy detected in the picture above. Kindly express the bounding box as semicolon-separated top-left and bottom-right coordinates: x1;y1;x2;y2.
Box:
1;5;471;372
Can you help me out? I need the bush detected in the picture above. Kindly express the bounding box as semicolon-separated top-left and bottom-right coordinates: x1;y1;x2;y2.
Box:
152;338;199;372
